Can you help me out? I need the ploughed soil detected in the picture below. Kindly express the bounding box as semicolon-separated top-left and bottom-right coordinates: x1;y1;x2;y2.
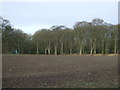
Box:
2;55;118;88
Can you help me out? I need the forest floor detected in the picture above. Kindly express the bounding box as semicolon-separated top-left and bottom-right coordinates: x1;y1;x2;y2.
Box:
2;55;118;88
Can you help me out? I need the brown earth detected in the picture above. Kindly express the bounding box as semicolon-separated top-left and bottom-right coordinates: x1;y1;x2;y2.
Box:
2;55;118;88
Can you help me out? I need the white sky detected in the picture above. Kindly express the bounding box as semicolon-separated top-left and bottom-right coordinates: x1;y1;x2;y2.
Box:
0;1;118;35
0;0;119;2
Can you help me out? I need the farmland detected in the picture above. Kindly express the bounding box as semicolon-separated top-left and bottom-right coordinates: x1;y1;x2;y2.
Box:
2;55;118;88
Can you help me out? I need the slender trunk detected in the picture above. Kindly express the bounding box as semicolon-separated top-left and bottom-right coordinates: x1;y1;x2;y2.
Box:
79;48;82;55
93;46;96;54
91;44;95;54
18;40;20;54
70;42;72;54
90;39;93;54
36;42;38;54
114;40;117;54
54;44;57;55
48;42;51;55
79;41;83;55
60;41;63;54
45;48;47;55
70;48;72;54
48;49;50;55
90;49;93;54
102;40;104;54
90;43;93;54
93;38;97;54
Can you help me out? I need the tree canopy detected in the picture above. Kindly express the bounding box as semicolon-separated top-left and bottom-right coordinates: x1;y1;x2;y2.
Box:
0;17;119;55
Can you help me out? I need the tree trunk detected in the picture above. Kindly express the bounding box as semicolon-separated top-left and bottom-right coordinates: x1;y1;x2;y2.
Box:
45;48;47;55
93;38;97;54
90;43;93;54
70;48;72;54
79;48;82;55
48;42;51;55
102;40;104;54
60;41;63;54
93;46;96;54
18;40;20;54
114;40;117;54
54;44;57;55
36;42;39;54
79;41;83;55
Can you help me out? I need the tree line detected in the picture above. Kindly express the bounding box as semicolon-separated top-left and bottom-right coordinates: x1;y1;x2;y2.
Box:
0;16;119;55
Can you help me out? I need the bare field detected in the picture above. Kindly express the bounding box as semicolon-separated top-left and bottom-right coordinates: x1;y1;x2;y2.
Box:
2;55;118;88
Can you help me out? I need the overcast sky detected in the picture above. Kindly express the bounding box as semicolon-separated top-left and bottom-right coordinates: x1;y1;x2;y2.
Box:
1;2;118;35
